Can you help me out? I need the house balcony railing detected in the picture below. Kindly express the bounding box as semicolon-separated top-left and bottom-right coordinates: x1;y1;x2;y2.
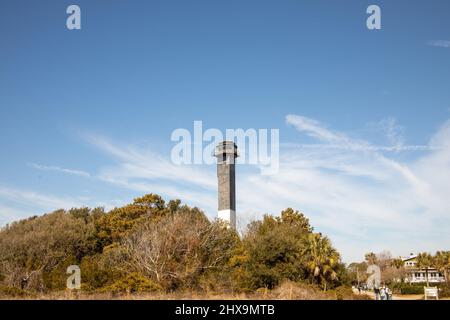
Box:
409;277;445;283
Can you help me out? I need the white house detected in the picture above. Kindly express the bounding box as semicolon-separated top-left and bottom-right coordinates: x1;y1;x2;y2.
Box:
402;254;445;284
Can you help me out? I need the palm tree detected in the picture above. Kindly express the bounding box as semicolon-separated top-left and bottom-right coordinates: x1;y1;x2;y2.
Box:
391;257;405;282
391;257;404;269
365;252;378;265
434;251;450;285
301;233;340;291
416;252;434;287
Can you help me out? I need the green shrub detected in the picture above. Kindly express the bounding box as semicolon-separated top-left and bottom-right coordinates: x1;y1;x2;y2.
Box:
392;283;425;295
392;282;450;296
43;256;79;291
99;273;162;294
438;284;450;298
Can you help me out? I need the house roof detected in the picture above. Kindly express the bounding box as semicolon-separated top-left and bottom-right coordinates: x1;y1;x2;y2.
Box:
402;254;418;262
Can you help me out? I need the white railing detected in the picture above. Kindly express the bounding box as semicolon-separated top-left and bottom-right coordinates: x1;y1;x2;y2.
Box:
410;277;445;283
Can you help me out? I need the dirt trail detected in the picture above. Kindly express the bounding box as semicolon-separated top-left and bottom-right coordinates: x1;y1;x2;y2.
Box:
352;287;424;300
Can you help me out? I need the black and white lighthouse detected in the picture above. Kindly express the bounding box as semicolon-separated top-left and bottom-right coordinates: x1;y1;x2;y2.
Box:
214;141;238;230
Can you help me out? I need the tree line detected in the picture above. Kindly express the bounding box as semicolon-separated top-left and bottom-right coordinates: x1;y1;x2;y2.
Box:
0;194;349;296
347;250;450;289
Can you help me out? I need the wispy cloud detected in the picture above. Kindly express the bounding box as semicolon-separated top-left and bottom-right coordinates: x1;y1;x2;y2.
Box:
29;163;91;178
375;117;405;147
285;115;434;152
427;40;450;48
0;204;32;227
286;114;367;147
0;185;122;226
0;185;83;209
81;134;217;213
84;134;215;189
0;185;85;226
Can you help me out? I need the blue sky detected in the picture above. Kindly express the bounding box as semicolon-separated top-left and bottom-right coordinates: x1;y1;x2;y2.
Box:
1;0;450;262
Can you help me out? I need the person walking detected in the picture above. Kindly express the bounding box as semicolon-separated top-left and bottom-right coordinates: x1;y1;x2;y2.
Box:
380;286;387;300
374;285;381;300
385;286;392;300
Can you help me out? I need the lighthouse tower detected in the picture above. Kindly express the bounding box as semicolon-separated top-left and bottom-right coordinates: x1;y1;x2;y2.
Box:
214;141;238;230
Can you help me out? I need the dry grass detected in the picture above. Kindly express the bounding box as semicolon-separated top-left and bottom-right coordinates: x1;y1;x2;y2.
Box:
0;281;369;300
